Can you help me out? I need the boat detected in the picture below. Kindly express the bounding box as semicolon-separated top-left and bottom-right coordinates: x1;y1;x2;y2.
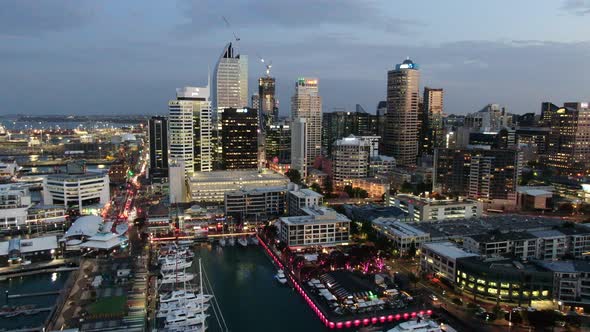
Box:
238;237;248;247
387;318;450;332
249;236;259;245
160;290;197;303
275;269;287;284
219;238;226;246
160;293;213;305
160;271;195;284
157;302;210;318
178;239;193;246
165;310;208;328
161;258;193;272
228;237;236;246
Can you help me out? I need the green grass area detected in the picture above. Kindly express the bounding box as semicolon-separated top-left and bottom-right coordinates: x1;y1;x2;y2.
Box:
88;296;127;316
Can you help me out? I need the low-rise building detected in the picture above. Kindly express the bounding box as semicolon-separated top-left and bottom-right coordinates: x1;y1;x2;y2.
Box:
146;204;171;235
277;206;350;248
464;231;540;261
0;184;31;230
42;170;110;209
456;257;553;306
368;155;396;177
529;230;567;261
287;186;323;216
342;204;408;223
516;187;553;211
420;241;478;283
392;194;482;222
225;186;289;221
0;236;59;264
536;260;590;307
188;169;289;203
350;177;390;200
372;219;430;255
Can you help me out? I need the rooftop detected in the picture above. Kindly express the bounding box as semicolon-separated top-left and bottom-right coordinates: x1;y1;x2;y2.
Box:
372;219;428;238
289;188;324;199
47;170;108;181
395;194;480;207
280;207;350;225
189;169;287;183
0;236;58;256
536;260;590;273
422;242;478;260
468;231;538;243
528;229;565;238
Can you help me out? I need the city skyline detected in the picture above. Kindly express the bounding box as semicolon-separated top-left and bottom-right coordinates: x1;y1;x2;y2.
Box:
1;0;589;116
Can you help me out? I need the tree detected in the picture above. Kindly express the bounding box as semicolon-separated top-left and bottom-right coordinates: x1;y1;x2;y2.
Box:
285;169;302;184
407;241;417;257
400;181;413;194
310;182;322;194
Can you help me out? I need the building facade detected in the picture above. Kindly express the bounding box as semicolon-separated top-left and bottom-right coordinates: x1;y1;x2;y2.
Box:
213;42;248;115
169;86;213;176
224;186;288;220
278;207;350;248
287;186;324;216
384;58;420;166
392;194;482;222
420;88;444;156
221;107;259;169
265;121;291;164
43;171;110;209
291;78;322;173
0;184;31;230
148;116;168;179
332;135;370;189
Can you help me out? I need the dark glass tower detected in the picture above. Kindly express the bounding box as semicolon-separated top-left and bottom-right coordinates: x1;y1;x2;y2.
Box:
148;116;168;179
222;107;259;169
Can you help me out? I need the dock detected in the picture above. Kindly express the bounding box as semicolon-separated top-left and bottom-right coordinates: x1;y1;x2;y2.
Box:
7;291;61;299
0;266;79;281
0;306;54;315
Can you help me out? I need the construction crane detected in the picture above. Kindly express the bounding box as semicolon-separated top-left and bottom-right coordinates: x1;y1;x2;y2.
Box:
222;16;240;42
257;54;272;76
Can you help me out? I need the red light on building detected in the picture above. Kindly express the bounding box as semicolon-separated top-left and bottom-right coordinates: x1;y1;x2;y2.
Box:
353;320;361;327
345;321;352;328
371;317;378;324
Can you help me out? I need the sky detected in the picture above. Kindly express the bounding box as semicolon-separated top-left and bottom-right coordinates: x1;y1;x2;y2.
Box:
0;0;589;116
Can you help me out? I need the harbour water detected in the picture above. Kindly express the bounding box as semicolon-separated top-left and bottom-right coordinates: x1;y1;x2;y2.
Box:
195;244;326;332
0;271;70;330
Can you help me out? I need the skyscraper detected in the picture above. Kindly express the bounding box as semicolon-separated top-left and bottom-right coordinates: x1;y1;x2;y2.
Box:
384;58;420;166
169;86;212;176
266;121;291;164
544;102;590;174
148;116;168;180
259;76;278;125
221;107;259;169
291;77;322;174
420;87;444;156
213;42;248;115
291;118;308;177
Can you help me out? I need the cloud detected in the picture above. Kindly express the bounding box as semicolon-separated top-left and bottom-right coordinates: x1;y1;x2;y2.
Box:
561;0;590;15
0;0;96;37
175;0;420;35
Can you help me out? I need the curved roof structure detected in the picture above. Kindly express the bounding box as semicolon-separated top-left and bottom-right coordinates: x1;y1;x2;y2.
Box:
65;215;102;238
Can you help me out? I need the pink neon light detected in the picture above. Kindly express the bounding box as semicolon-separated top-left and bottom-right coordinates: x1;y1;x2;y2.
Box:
336;322;343;329
354;320;361;327
396;314;401;320
403;313;409;319
329;322;335;329
411;312;417;317
387;315;394;322
363;318;370;325
379;316;386;323
427;310;432;315
345;321;352;328
371;317;378;324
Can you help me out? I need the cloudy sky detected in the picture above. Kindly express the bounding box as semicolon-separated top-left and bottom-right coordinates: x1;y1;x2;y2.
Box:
0;0;589;116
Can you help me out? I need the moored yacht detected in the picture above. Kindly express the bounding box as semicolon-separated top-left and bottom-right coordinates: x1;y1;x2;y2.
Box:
157;302;210;318
161;257;193;272
275;269;287;284
160;271;195;284
238;237;248;247
228;237;236;246
387;318;452;332
165;310;208;329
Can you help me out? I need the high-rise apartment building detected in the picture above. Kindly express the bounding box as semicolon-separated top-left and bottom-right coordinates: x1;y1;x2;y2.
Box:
544;102;590;174
169;86;213;176
540;102;560;127
433;148;522;203
420;88;444;156
148;116;168;179
464;104;512;131
291;78;322;173
384;58;420;166
332;135;371;189
213;43;248;115
221;107;259;170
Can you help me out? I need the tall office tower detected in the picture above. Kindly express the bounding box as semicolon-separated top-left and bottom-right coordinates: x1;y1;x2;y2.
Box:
221;107;259;169
266;121;291;164
251;94;260;110
433;148;522;203
419;88;444;156
540;102;560;127
148;116;168;179
259;76;278;125
322;106;378;157
464;104;512;131
544;102;590;174
291;118;308;177
376;101;387;153
291;78;322;170
169;86;213;176
384;58;420;166
213;42;248;116
332;135;370;189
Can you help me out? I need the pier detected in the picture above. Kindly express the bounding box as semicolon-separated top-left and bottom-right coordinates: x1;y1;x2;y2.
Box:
19;159;114;167
7;291;61;299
